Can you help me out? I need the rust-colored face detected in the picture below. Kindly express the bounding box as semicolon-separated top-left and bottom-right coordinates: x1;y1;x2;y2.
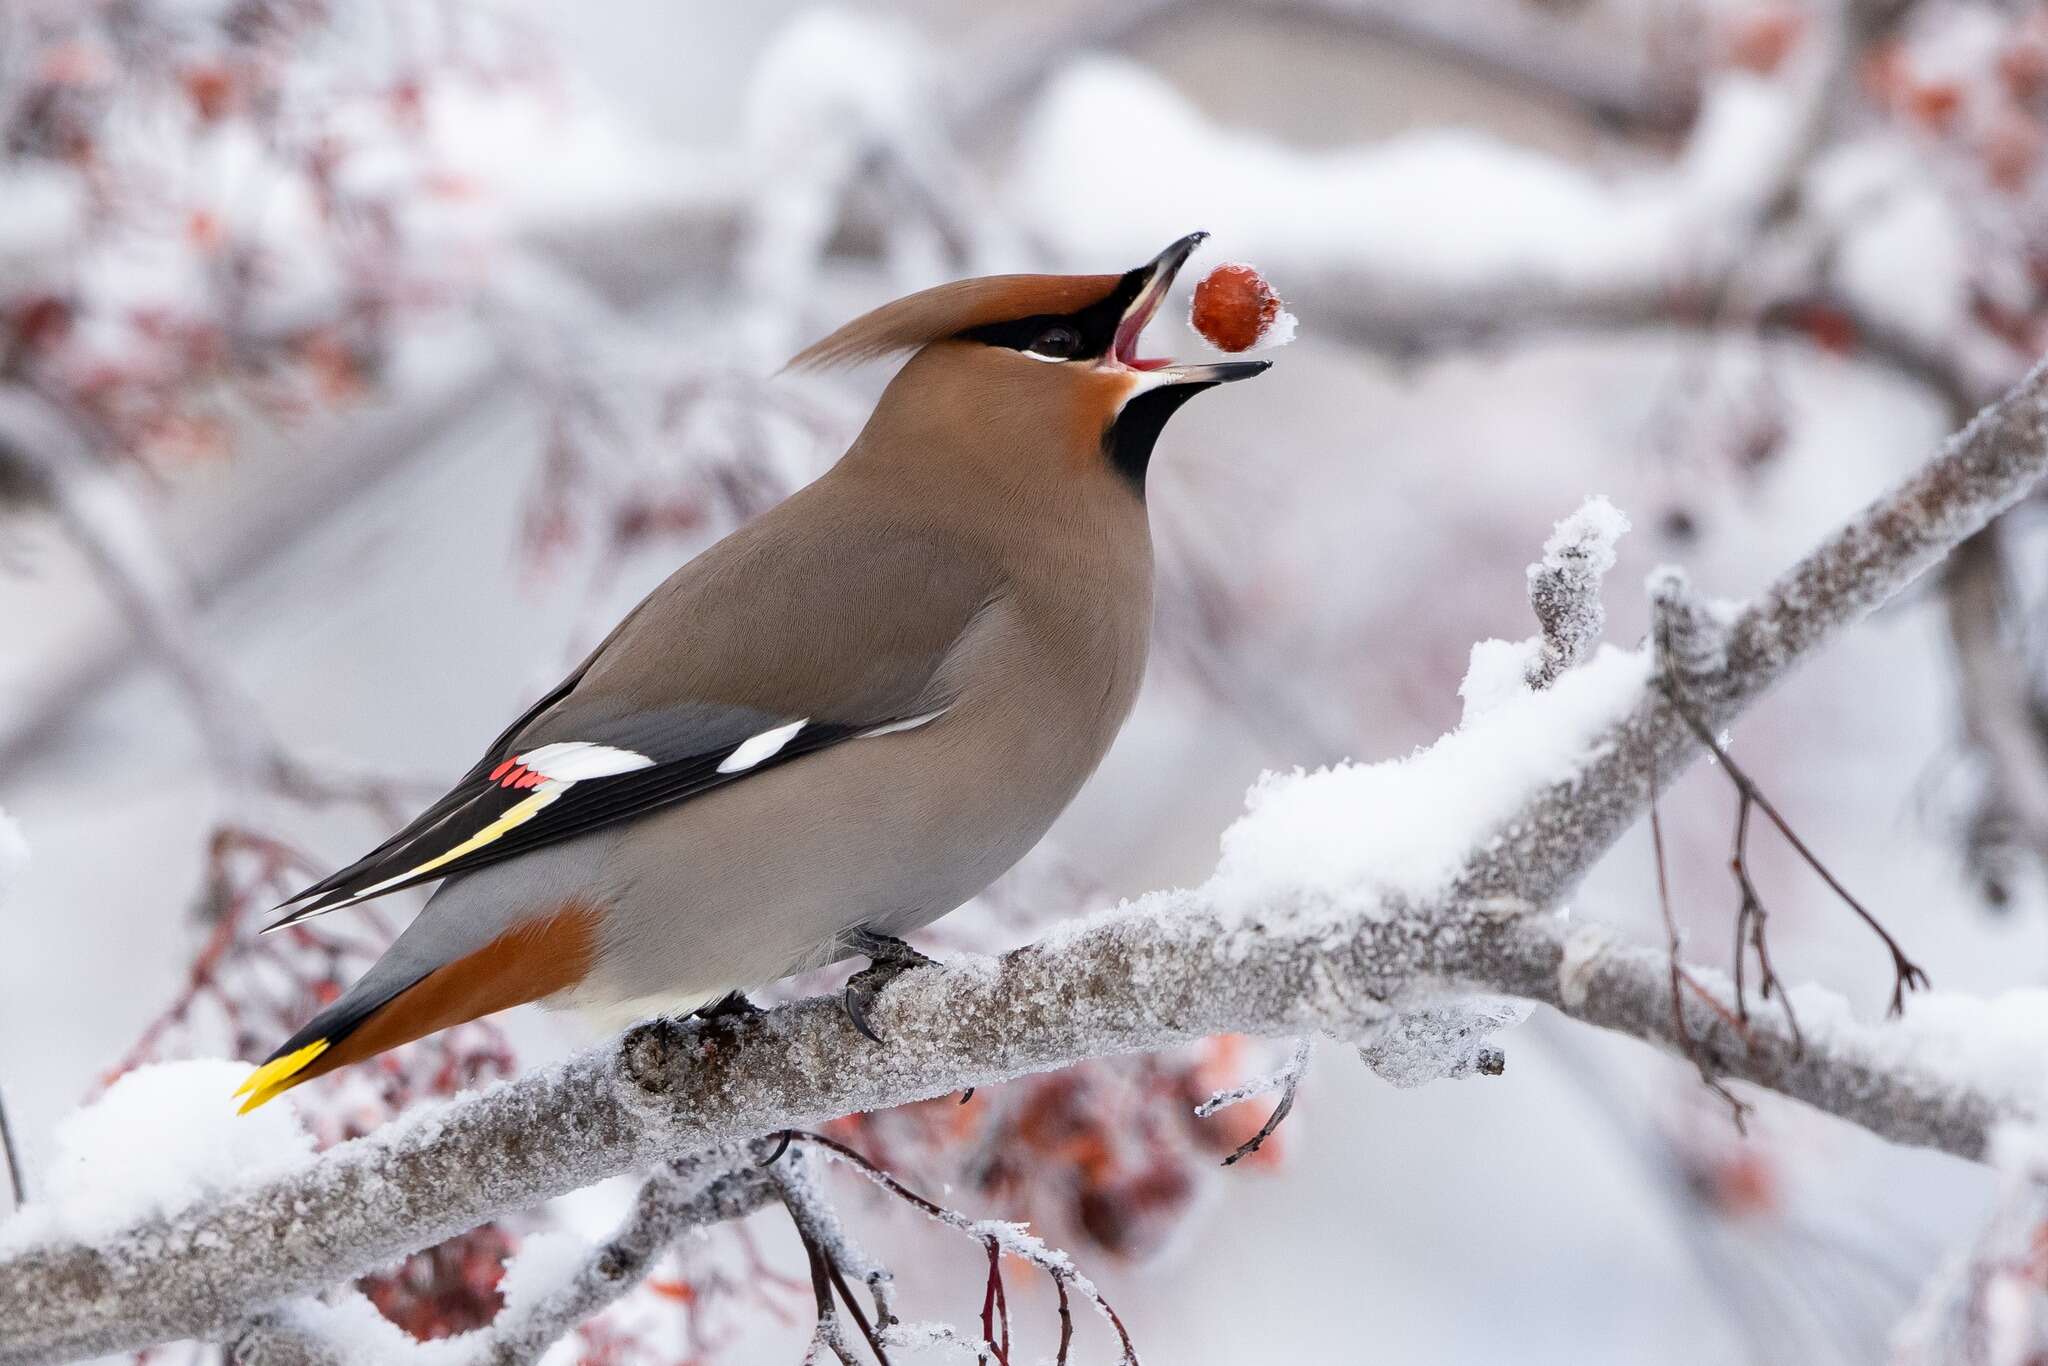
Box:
796;234;1270;491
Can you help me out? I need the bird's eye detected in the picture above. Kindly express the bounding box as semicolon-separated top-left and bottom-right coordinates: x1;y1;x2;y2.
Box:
1025;326;1080;360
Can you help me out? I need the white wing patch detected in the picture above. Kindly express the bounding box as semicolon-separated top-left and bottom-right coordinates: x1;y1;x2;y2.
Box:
853;708;948;740
717;718;809;774
516;741;655;781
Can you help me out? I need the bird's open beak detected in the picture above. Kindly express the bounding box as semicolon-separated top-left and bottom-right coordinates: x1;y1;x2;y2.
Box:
1109;231;1272;386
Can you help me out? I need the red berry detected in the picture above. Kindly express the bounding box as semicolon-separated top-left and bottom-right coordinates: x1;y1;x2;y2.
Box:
1191;263;1283;353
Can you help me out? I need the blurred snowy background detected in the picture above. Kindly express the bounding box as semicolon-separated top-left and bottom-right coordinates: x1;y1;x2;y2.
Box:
3;0;2047;1360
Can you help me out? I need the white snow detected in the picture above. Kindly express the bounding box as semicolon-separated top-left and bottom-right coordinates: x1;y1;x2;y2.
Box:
1462;496;1632;715
1459;638;1542;722
743;8;935;157
1206;643;1652;925
257;1290;428;1365
1009;58;1803;301
1555;920;1619;1012
1357;999;1528;1087
0;1059;314;1251
494;1228;594;1319
1836;186;1970;347
879;1320;994;1361
1255;305;1299;352
1804;138;1970;348
1537;495;1629;578
1786;984;2048;1110
1667;73;1809;229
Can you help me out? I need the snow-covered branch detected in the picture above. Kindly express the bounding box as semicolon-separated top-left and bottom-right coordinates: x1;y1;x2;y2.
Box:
1524;496;1628;691
1453;354;2048;906
0;903;2023;1365
462;1156;777;1366
6;355;2048;1365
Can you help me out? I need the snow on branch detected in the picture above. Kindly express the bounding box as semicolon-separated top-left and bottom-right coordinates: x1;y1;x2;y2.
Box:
1452;355;2048;908
6;358;2048;1364
1525;496;1629;690
230;1156;778;1366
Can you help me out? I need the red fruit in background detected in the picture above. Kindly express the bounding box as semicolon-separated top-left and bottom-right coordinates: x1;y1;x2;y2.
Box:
1077;1161;1197;1260
1191;263;1283;353
1727;8;1805;76
360;1224;515;1340
1905;80;1965;133
2002;22;2048;101
10;293;72;352
1983;109;2044;191
181;64;235;121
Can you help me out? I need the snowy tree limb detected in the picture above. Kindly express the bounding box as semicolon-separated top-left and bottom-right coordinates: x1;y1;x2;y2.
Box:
1452;355;2048;906
0;901;2021;1365
226;1157;778;1366
5;356;2048;1364
467;1157;777;1366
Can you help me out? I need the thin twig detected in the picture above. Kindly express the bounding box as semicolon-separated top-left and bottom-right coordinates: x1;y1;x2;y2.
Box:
1659;677;1930;1015
980;1241;1009;1365
1649;747;1754;1130
771;1145;894;1366
772;1130;1140;1366
796;1228;860;1366
1729;789;1806;1053
1195;1037;1314;1167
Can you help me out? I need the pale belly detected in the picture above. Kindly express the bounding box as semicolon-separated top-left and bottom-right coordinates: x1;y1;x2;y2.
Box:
572;698;1111;1009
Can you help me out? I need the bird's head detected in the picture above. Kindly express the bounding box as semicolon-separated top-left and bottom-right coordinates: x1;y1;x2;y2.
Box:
789;232;1269;493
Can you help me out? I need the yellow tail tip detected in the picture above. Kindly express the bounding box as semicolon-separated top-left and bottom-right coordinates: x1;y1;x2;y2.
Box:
233;1039;329;1112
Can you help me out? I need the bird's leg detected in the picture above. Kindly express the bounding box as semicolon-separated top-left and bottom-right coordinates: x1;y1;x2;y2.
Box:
842;928;938;1043
693;990;765;1022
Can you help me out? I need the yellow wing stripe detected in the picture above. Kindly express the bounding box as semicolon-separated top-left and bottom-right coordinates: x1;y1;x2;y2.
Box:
397;785;562;879
234;1039;330;1113
341;786;566;905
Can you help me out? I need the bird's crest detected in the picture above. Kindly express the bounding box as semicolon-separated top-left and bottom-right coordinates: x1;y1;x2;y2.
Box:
786;273;1120;371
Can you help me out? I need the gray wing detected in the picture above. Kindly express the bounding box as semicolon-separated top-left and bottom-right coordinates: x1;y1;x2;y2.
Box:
270;492;998;927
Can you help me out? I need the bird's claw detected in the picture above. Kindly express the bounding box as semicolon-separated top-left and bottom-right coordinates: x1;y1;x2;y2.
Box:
841;931;936;1043
693;990;764;1023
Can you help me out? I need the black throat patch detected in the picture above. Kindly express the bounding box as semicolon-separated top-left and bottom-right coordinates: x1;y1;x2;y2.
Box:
1104;383;1216;492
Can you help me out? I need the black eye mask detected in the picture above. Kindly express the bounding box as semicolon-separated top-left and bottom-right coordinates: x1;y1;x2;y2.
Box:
954;267;1147;362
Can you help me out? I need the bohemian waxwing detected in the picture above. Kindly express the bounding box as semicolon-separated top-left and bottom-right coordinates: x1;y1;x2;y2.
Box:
236;232;1268;1111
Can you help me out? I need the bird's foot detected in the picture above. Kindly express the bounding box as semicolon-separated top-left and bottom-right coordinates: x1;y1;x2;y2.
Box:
842;930;937;1043
693;990;764;1023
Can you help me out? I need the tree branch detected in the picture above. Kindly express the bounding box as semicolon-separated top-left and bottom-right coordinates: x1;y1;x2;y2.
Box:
468;1157;777;1366
6;355;2048;1365
1452;355;2048;907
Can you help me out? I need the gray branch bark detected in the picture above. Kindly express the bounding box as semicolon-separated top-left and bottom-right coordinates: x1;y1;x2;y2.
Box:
5;358;2048;1364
